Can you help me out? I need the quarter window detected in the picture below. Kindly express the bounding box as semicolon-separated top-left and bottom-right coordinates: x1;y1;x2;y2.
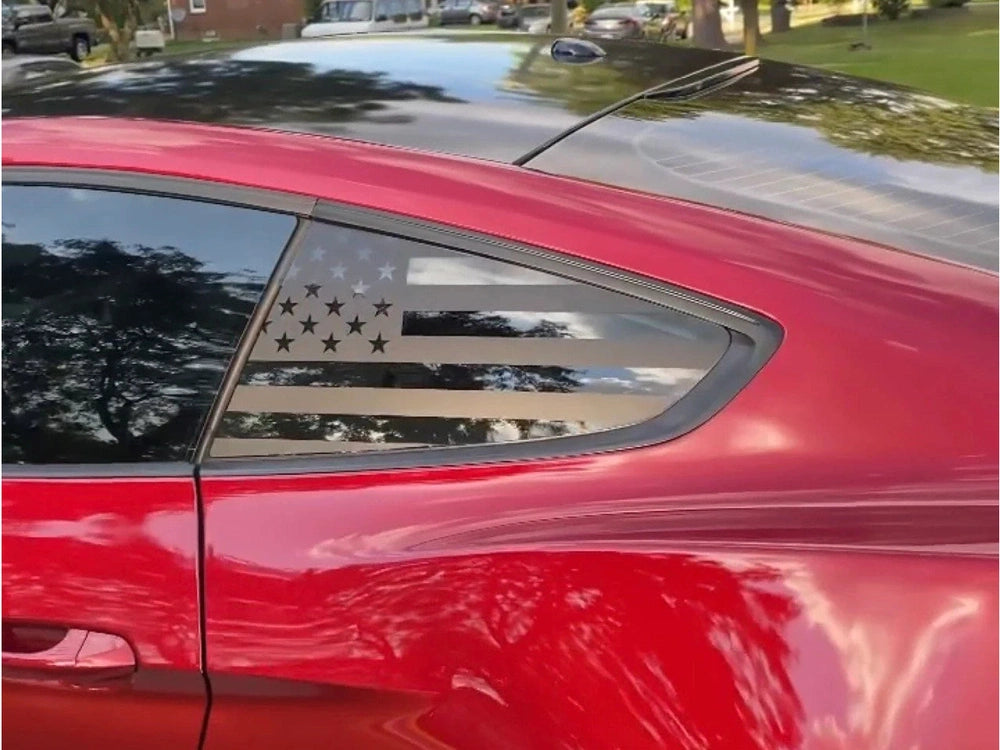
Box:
2;185;295;464
211;222;730;458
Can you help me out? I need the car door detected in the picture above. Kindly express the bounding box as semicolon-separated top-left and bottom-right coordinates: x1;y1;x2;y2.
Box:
195;207;792;748
442;0;468;23
1;175;300;749
13;7;52;53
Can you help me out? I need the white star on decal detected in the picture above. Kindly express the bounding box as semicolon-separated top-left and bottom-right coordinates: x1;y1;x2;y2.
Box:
351;279;370;297
310;246;326;262
357;248;373;261
330;263;347;279
377;262;396;280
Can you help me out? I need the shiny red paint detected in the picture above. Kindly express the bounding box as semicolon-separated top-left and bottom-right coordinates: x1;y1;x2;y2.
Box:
3;118;998;749
1;477;205;749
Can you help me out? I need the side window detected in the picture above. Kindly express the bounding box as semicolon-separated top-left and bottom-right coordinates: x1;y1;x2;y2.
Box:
405;0;423;18
211;221;730;458
2;185;296;464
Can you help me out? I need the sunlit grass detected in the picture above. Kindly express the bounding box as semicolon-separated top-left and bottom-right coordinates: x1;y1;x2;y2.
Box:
759;4;998;106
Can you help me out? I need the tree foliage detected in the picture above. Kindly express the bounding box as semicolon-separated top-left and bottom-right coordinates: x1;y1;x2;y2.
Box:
72;0;161;61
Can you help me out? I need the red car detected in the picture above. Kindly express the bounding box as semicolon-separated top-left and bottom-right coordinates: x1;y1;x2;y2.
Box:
3;34;997;750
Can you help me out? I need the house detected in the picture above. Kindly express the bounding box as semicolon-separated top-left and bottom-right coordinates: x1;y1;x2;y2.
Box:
168;0;305;41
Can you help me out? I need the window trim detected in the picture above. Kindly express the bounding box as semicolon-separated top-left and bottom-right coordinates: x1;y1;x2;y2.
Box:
1;168;782;477
189;0;207;14
199;203;781;475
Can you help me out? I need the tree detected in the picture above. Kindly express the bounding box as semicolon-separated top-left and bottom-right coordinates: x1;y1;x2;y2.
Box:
740;0;761;52
75;0;161;62
303;0;324;21
691;0;727;48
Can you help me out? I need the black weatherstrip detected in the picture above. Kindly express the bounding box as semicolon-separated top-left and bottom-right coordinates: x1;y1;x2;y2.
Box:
192;218;314;465
193;463;214;750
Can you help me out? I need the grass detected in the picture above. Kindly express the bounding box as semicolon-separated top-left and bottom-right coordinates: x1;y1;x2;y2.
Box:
758;4;998;106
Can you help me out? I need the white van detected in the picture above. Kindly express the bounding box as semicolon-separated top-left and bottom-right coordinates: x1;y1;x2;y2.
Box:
301;0;430;37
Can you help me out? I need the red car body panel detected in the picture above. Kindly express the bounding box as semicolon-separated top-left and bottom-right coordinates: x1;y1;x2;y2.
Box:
1;476;205;749
4;118;998;749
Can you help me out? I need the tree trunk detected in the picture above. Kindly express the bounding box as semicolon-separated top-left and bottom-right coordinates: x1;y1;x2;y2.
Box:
96;0;140;63
550;0;568;33
770;0;790;32
742;0;760;53
692;0;727;48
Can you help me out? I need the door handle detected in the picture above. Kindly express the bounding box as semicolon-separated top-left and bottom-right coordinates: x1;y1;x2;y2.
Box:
2;623;136;679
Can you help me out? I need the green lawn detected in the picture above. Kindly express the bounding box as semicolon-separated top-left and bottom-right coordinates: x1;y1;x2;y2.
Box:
759;4;998;107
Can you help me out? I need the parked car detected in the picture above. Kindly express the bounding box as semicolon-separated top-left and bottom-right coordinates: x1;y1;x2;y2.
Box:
1;2;96;61
0;51;78;84
438;0;498;24
498;0;574;28
582;3;650;39
636;0;689;38
517;4;554;29
3;32;997;750
302;0;429;36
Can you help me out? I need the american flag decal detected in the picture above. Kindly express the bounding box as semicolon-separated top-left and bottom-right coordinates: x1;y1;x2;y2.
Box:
212;224;729;457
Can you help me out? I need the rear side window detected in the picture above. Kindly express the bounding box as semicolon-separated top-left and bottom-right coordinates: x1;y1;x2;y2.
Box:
2;185;295;464
211;221;730;458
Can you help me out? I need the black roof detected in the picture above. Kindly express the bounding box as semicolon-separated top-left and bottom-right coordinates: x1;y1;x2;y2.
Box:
5;31;997;269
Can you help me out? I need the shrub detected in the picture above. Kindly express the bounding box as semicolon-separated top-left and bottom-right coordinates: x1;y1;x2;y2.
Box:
873;0;908;18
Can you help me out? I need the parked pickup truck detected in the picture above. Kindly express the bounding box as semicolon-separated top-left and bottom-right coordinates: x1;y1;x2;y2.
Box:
2;3;96;61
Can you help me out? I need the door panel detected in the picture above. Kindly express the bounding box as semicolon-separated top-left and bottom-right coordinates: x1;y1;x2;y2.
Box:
2;475;205;750
198;209;997;748
0;177;298;748
199;461;998;750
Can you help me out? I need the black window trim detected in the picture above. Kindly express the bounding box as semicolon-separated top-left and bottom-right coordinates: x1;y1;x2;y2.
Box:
2;167;782;479
201;202;782;476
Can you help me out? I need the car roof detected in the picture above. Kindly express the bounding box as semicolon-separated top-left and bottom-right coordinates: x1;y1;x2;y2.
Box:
0;33;740;162
3;31;996;270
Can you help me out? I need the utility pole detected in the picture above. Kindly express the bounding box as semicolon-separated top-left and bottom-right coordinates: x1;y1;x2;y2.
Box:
550;0;568;33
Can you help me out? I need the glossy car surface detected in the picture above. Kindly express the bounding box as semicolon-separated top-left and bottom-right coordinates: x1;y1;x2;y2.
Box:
3;31;997;750
0;53;80;86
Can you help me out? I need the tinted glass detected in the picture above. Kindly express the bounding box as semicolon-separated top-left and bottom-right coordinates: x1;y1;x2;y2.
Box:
212;222;729;458
2;185;295;464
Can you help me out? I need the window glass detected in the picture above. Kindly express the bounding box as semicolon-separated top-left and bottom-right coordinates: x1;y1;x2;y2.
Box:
212;222;729;458
2;185;295;464
321;0;373;21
